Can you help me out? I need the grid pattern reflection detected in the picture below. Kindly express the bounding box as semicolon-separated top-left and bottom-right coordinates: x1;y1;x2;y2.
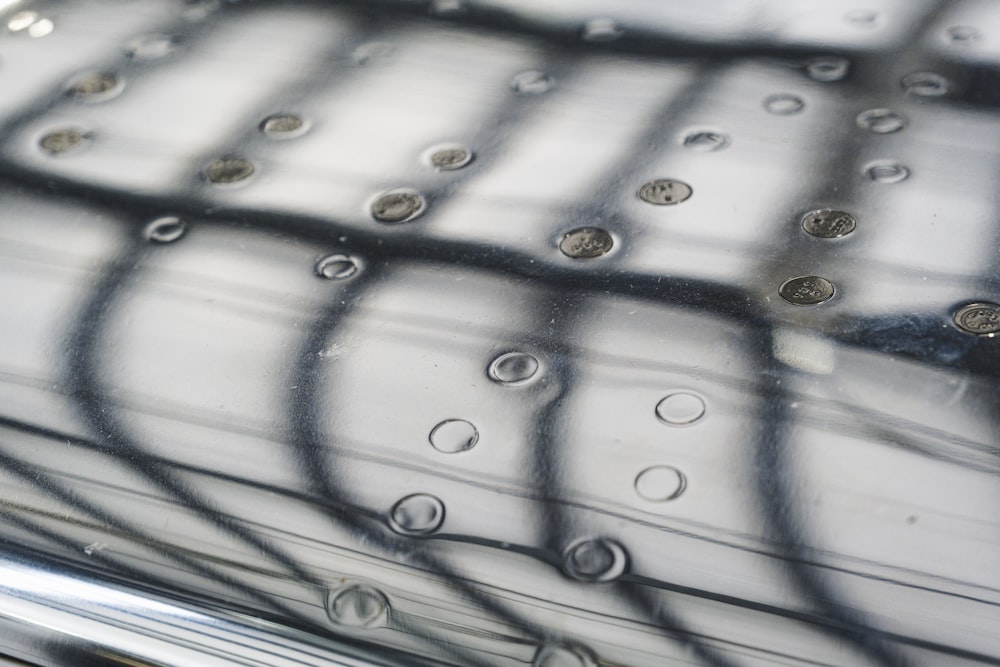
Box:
0;1;998;666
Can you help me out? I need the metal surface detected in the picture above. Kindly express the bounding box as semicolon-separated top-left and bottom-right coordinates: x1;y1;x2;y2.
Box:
0;0;999;665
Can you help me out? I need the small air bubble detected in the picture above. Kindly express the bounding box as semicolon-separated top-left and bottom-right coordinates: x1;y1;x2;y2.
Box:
315;254;360;280
946;26;980;44
655;392;706;425
864;160;909;184
582;18;624;43
488;352;539;385
511;70;554;95
682;130;729;152
562;539;627;582
764;94;805;115
559;227;613;259
326;584;388;627
353;42;395;66
144;216;186;243
370;190;425;223
901;72;950;97
856;108;906;134
204;157;255;184
126;34;177;60
39;128;91;155
68;71;122;101
260;114;308;138
634;466;686;502
805;57;850;82
534;645;596;667
429;419;479;453
389;494;445;535
638;179;692;205
778;276;836;306
423;144;473;171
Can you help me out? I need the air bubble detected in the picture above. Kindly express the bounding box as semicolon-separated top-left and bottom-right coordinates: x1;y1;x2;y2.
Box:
488;352;539;385
370;190;425;223
326;584;388;627
582;18;624;43
764;94;805;115
559;228;613;259
946;26;980;44
315;254;360;280
144;217;186;243
126;34;178;60
778;276;836;306
260;114;308;138
805;57;849;82
68;71;123;102
429;419;479;453
638;179;692;205
856;109;906;134
634;466;686;502
423;144;473;171
655;392;705;425
39;128;91;155
902;72;950;97
682;131;729;152
562;538;627;582
353;42;395;66
534;645;596;667
511;70;554;95
204;157;255;184
864;160;909;184
389;494;445;535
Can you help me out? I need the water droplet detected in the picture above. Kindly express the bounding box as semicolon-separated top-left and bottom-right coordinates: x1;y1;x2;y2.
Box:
429;0;464;16
778;276;836;306
326;584;388;627
534;645;596;667
582;18;624;43
855;108;906;134
39;128;91;155
353;42;395;66
7;11;38;32
68;71;123;101
370;190;425;223
511;70;554;95
559;227;613;259
682;130;729;152
488;352;539;385
946;26;980;44
634;466;687;502
901;71;950;97
562;539;627;582
655;392;706;425
204;157;255;184
27;18;52;38
805;57;850;82
315;254;360;280
864;160;909;184
844;9;878;25
423;144;473;171
953;302;1000;336
763;94;805;115
429;419;479;453
126;34;178;60
389;494;445;535
144;216;186;243
801;209;857;238
638;179;692;205
260;114;308;138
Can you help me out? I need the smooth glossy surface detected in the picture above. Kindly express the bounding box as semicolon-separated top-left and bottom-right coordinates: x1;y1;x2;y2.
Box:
1;0;1000;666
